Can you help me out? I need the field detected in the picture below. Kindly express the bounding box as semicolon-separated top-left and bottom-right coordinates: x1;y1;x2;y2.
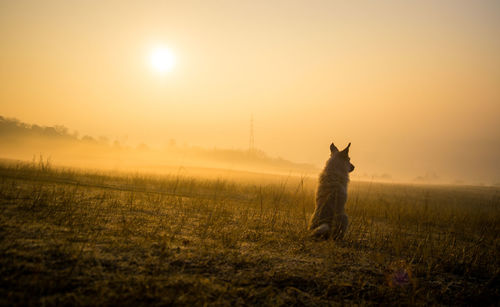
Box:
0;160;499;305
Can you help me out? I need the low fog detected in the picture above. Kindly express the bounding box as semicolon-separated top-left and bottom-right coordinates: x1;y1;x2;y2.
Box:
0;116;317;178
1;116;499;185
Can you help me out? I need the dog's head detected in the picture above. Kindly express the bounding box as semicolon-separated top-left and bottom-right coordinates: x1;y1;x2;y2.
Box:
330;142;355;173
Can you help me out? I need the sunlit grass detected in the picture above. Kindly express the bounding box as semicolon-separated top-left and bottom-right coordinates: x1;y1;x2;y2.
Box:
0;158;498;305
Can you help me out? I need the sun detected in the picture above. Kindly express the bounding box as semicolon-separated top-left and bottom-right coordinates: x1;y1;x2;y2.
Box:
150;47;176;73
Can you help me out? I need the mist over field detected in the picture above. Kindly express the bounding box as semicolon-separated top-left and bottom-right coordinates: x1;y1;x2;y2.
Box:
1;115;499;185
0;116;318;178
1;0;500;305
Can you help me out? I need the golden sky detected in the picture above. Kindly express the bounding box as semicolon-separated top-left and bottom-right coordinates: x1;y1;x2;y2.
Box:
1;0;499;183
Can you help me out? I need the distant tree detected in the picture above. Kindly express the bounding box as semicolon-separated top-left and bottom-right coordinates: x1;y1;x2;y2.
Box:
31;125;43;135
43;127;59;137
54;125;69;136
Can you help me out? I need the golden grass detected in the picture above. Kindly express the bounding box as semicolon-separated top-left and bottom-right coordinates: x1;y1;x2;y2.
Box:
0;159;499;305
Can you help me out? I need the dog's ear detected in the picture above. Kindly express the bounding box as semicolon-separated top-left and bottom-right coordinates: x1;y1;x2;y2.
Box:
330;143;339;153
341;143;351;155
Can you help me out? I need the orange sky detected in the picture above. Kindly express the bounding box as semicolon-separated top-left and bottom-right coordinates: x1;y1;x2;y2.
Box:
1;0;499;183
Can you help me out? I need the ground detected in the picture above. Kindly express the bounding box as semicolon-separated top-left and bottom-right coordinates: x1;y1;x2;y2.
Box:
0;161;499;305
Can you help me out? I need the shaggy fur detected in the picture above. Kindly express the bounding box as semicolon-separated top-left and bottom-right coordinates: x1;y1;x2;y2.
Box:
309;142;355;239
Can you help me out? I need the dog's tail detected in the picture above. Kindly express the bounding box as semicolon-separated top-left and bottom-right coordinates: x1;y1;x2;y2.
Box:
310;214;349;240
310;223;330;239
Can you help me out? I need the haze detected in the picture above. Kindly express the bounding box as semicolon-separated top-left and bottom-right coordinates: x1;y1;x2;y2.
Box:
1;0;499;184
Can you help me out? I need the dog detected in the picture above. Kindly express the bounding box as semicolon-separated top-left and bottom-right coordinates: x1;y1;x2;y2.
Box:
309;142;355;239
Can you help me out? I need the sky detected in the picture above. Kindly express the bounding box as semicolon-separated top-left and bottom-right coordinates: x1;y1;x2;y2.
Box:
1;0;499;183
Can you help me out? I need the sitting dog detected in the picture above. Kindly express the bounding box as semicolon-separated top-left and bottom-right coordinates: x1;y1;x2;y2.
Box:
309;142;355;239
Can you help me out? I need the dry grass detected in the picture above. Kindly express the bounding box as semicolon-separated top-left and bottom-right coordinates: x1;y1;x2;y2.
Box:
0;159;499;305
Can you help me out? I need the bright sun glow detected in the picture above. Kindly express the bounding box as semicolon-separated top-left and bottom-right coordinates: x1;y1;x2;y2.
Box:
150;47;176;73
